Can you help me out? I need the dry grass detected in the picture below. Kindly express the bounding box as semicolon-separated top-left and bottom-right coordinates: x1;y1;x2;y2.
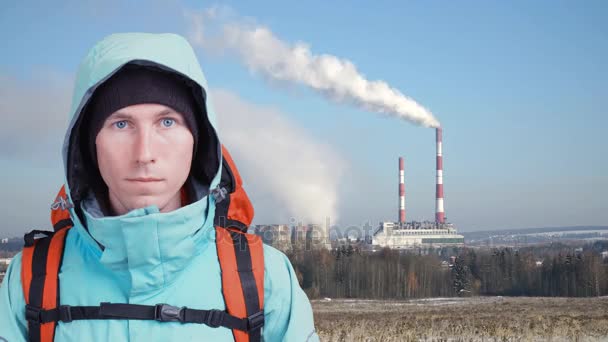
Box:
311;297;608;341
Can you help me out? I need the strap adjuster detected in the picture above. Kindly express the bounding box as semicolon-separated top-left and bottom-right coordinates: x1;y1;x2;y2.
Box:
23;230;54;247
58;305;72;323
247;310;265;331
25;305;42;323
205;309;224;328
154;304;185;323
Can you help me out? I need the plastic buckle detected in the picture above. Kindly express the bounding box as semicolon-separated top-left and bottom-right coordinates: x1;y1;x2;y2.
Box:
205;309;224;328
59;305;72;323
25;305;42;323
247;310;265;331
154;304;185;323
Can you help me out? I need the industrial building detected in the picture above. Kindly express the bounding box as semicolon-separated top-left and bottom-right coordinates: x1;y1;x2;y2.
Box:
254;224;292;251
253;223;331;251
372;127;465;249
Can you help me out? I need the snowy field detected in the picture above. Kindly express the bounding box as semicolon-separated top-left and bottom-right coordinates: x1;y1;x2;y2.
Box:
311;296;608;341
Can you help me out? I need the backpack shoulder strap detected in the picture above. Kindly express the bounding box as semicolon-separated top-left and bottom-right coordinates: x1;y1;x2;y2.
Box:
215;227;265;342
214;145;254;232
21;228;71;342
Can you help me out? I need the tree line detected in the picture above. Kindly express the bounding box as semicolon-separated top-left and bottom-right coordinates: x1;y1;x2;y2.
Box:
285;241;608;299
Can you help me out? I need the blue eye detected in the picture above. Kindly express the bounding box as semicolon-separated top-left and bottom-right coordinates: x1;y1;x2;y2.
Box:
114;120;127;129
162;118;175;127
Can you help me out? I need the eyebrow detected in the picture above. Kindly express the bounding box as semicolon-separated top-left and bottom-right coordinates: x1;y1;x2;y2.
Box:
108;108;179;120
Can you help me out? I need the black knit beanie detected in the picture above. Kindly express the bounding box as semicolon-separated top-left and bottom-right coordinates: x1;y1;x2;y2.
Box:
78;63;201;210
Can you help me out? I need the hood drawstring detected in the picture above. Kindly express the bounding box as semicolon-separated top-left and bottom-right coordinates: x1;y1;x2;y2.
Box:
210;186;227;204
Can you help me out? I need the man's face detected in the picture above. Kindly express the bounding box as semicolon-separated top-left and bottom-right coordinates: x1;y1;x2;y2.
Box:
95;103;194;215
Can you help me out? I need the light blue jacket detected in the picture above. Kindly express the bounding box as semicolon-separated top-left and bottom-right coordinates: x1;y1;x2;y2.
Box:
0;33;319;342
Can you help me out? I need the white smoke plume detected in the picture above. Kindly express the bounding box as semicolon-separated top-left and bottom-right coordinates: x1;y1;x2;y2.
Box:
212;89;346;225
185;7;440;128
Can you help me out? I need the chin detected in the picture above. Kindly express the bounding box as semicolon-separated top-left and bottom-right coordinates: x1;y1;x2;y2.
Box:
128;196;164;210
110;188;180;215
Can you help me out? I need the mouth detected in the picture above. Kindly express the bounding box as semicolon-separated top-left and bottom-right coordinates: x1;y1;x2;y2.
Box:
126;177;164;183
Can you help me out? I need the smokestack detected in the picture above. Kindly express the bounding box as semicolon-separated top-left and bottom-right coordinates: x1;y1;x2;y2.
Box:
399;157;406;224
435;127;445;224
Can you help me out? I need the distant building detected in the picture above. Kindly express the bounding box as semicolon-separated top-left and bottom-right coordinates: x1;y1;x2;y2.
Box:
372;221;464;249
0;258;12;265
254;224;292;252
1;238;8;244
601;251;608;260
254;223;331;251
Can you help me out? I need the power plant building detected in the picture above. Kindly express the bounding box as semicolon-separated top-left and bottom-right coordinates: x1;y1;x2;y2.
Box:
373;221;464;249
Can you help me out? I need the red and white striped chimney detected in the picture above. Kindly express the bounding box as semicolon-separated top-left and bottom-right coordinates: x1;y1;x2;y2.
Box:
435;127;445;224
399;157;406;223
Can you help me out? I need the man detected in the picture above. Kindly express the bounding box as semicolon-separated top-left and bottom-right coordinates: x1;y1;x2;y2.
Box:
0;32;319;341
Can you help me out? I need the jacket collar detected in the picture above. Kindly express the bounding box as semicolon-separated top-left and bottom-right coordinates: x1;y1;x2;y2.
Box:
76;193;216;294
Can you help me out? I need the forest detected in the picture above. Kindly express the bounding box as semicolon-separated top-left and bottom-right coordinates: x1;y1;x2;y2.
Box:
286;241;608;299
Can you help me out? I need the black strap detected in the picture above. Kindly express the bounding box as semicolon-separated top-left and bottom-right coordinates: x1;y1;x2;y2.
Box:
53;219;73;231
229;230;263;341
25;303;264;333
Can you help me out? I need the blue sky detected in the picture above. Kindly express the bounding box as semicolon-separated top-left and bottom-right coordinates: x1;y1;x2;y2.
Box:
0;0;606;236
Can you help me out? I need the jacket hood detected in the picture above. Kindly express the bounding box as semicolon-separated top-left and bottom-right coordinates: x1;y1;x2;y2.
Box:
62;32;223;223
52;32;228;291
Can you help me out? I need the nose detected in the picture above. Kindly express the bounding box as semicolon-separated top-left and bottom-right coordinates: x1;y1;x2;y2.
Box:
134;128;156;165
